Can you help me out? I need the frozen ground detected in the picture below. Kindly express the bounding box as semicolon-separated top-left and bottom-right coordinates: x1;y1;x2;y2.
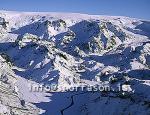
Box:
0;11;150;115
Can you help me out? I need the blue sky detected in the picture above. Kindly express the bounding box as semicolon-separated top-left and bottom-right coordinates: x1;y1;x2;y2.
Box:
0;0;150;20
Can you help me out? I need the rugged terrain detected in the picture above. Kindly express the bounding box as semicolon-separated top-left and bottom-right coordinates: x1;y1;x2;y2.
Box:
0;11;150;115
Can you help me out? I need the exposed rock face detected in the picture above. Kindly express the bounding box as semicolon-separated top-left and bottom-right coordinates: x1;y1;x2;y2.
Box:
0;17;8;29
0;11;150;115
0;55;39;115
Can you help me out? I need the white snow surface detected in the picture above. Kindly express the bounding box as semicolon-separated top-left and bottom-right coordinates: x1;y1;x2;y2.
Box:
0;11;150;115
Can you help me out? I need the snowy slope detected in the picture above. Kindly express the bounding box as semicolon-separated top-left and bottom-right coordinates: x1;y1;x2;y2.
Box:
0;11;150;115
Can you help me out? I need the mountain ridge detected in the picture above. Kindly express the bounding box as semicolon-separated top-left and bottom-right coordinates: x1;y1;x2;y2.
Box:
1;10;148;21
0;11;150;115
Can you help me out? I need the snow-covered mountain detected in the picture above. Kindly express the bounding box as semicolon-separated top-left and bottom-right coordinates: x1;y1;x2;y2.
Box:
0;11;150;115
